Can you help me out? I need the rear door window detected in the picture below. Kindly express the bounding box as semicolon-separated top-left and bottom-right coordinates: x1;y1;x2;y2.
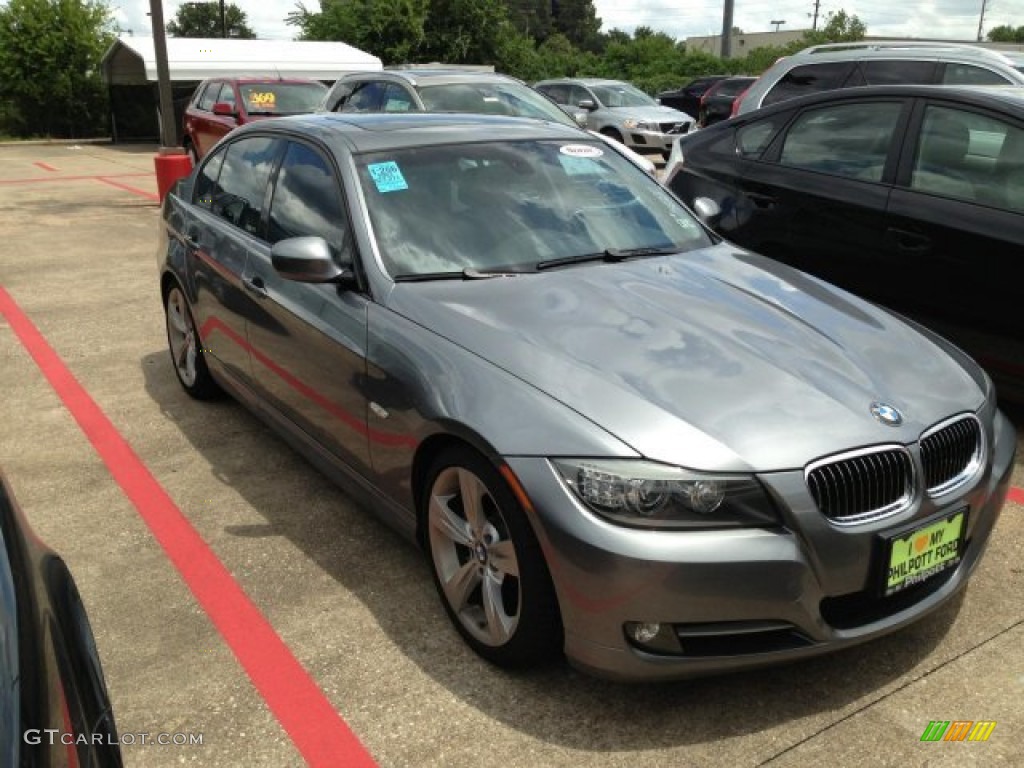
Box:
762;62;855;107
778;101;903;182
940;63;1011;85
861;60;937;85
210;136;282;237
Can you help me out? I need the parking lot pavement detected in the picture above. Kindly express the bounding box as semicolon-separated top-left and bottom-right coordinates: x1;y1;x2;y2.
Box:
0;142;1021;767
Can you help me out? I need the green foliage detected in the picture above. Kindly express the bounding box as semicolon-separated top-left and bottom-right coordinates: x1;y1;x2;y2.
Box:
987;25;1024;43
803;10;867;45
505;0;552;43
0;0;116;137
551;0;602;52
287;0;428;63
167;2;256;39
420;0;512;63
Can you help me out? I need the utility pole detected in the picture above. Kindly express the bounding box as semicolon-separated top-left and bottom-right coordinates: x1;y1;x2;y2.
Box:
811;0;821;31
977;0;989;42
721;0;735;58
219;0;227;38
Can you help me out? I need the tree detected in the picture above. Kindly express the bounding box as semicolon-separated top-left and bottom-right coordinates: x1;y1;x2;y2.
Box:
287;0;428;63
0;0;115;137
505;0;552;43
551;0;602;52
804;9;866;45
987;25;1024;43
420;0;513;63
167;2;256;39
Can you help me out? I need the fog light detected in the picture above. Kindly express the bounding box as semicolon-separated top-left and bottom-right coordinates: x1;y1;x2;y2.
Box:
630;622;661;643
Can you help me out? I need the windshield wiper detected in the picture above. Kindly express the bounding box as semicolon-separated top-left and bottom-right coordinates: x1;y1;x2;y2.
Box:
393;267;529;282
535;245;679;271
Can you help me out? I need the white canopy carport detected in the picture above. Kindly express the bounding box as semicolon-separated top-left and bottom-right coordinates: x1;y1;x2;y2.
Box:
101;36;382;84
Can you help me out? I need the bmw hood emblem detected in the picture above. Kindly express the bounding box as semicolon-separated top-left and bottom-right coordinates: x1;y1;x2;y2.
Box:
870;401;903;426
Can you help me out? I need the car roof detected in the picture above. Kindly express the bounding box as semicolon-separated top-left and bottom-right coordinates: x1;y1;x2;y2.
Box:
730;83;1024;120
537;78;630;86
341;70;522;87
203;76;326;86
786;41;1024;68
232;112;587;153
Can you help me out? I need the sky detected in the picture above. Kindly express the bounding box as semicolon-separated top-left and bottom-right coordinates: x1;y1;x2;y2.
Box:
108;1;1024;46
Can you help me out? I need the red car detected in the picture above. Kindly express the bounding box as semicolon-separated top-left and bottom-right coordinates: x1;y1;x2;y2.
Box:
182;77;328;162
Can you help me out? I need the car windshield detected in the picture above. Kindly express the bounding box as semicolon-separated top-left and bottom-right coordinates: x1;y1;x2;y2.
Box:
357;139;712;278
590;83;658;108
418;82;577;127
238;82;328;115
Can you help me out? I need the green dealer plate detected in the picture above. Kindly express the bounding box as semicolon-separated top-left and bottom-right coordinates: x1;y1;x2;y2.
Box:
885;511;966;596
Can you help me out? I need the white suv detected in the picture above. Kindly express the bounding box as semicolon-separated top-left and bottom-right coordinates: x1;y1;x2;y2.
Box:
734;42;1024;116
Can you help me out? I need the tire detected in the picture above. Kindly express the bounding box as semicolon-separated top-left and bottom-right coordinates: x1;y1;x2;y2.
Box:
599;127;624;144
164;284;221;400
423;445;562;668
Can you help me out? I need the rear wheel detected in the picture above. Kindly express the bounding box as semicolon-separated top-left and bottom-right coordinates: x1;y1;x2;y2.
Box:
164;285;220;399
423;446;562;667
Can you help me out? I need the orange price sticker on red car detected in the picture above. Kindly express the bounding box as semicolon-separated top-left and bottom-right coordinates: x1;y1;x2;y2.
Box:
248;91;277;108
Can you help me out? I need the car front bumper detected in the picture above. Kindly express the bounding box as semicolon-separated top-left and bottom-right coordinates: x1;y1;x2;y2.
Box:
505;408;1016;681
622;126;692;153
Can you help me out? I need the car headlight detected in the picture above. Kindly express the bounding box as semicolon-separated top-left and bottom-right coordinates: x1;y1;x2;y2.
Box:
553;459;779;529
622;119;656;131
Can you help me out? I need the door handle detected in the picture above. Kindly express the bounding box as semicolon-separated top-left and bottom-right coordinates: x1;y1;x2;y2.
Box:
887;227;931;254
243;276;267;297
183;231;200;250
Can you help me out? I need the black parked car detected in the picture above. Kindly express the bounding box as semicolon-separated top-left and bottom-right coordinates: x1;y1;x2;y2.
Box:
698;76;756;128
657;75;730;119
0;473;122;767
666;84;1024;401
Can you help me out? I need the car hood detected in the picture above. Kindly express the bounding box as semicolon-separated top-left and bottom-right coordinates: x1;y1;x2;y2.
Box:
386;245;985;471
602;105;693;123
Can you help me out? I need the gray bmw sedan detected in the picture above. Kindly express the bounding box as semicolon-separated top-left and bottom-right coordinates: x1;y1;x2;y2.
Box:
157;113;1016;681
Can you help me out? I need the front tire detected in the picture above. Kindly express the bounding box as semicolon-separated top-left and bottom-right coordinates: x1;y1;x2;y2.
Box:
164;285;220;400
423;446;562;668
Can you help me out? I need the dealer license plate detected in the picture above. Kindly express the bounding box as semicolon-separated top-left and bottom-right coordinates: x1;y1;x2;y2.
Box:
885;511;966;596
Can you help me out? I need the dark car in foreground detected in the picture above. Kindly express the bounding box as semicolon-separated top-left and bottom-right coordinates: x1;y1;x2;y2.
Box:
158;112;1014;681
1;473;122;766
182;77;328;162
698;76;756;128
666;84;1024;401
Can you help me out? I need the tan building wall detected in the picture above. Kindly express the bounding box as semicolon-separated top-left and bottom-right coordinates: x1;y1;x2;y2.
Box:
685;30;808;58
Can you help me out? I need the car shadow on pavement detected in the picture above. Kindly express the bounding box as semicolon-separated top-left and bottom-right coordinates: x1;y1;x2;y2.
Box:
140;350;965;752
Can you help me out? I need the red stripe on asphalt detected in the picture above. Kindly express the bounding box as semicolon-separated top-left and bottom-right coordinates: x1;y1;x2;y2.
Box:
96;176;159;200
33;161;58;172
0;172;153;185
0;286;378;768
1009;486;1024;505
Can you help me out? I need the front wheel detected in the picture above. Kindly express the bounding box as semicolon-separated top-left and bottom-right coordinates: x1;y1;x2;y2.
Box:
424;446;562;668
165;285;220;399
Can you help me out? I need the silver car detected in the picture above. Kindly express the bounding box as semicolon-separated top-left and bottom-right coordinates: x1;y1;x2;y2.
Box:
157;113;1015;681
535;77;694;156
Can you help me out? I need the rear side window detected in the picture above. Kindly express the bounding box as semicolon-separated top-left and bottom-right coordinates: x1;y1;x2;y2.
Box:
193;150;225;208
941;63;1011;85
211;136;281;236
762;62;854;107
861;60;936;85
778;102;902;181
737;113;790;157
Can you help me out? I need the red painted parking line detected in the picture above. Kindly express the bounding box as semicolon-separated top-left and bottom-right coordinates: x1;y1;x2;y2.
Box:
0;286;378;768
0;172;153;186
1010;486;1024;505
33;161;58;172
96;176;159;201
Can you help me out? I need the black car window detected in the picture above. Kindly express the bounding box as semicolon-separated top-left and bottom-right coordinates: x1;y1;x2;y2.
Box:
715;79;755;98
343;82;384;112
324;81;355;112
197;82;219;111
910;105;1024;210
193;149;226;208
778;102;901;181
268;142;352;260
381;83;415;112
539;84;568;104
737;114;789;157
211;136;281;237
862;60;936;85
568;85;592;106
941;63;1010;85
762;62;854;107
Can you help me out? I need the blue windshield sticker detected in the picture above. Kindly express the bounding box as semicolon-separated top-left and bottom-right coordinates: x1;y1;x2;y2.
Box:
368;161;408;193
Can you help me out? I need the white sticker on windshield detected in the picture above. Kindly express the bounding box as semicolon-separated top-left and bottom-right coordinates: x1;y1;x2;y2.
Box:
367;161;408;193
559;144;604;158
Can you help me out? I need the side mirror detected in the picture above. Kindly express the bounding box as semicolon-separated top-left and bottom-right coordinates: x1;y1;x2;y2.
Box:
212;102;236;117
572;110;588;127
271;236;354;284
577;99;597;111
692;197;722;227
